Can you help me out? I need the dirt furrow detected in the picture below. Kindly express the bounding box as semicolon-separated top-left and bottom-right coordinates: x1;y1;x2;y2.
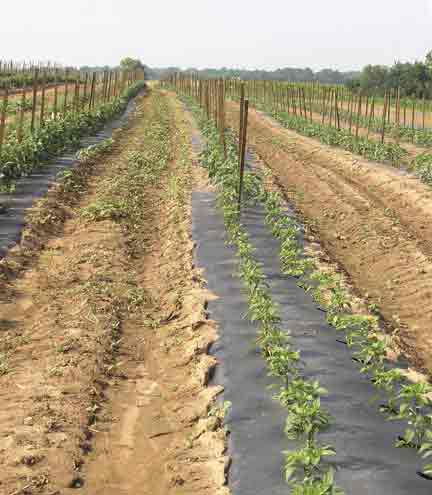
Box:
0;91;228;495
81;92;228;495
254;108;432;256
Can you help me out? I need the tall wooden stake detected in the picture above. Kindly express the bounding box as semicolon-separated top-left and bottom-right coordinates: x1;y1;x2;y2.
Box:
0;87;8;153
238;99;249;216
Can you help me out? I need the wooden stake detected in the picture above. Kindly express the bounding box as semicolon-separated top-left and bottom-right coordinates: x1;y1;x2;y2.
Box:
302;88;307;120
0;87;8;153
219;80;226;158
40;72;46;127
53;70;58;120
31;68;39;132
422;96;426;130
238;99;249;215
83;72;88;102
329;90;334;126
321;88;327;124
107;71;113;101
335;89;340;130
239;83;245;159
381;92;388;144
395;87;401;143
367;97;375;139
411;100;416;142
348;93;354;133
64;70;69;114
89;73;96;110
355;94;362;139
17;89;26;142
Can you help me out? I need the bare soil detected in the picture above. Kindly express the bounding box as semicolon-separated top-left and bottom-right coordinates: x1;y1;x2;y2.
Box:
226;100;432;374
0;91;229;495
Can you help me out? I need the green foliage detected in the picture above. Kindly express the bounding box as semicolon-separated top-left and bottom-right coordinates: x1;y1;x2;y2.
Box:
176;79;432;486
0;81;145;190
0;71;78;90
120;57;143;71
82;199;128;221
285;399;331;444
389;383;432;449
77;138;114;163
180;92;342;494
348;53;432;98
411;152;432;185
251;98;407;165
284;444;336;484
321;102;432;149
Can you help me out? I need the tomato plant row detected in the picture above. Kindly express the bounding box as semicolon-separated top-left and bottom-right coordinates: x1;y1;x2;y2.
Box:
0;80;145;191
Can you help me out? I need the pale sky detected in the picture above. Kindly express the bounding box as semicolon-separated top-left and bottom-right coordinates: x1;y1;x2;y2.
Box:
2;0;432;71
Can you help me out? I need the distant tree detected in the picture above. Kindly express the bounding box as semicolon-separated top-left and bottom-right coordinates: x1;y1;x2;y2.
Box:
120;57;143;71
426;51;432;69
346;53;432;97
425;51;432;85
360;65;388;91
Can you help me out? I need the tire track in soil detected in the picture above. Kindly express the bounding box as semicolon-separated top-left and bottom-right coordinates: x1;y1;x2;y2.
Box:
0;92;229;495
225;101;432;374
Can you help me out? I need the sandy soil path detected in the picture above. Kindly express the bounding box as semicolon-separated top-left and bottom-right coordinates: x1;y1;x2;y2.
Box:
0;91;228;495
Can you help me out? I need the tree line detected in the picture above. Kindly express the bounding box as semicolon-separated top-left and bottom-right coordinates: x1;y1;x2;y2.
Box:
116;54;432;99
144;65;358;85
347;51;432;97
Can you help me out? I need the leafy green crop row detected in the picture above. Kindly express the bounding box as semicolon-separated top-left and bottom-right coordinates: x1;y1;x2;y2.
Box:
265;186;432;449
5;99;33;115
238;95;432;477
0;72;78;90
325;103;432;148
411;152;432;185
180;86;432;485
182;93;344;495
82;92;173;229
238;102;432;476
245;96;408;165
0;81;145;191
263;185;432;477
247;86;432;148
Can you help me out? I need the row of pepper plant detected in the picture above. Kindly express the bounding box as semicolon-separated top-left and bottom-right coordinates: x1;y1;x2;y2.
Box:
175;87;345;494
170;74;432;482
0;70;77;90
224;88;432;477
322;103;432;147
226;83;432;478
262;181;432;478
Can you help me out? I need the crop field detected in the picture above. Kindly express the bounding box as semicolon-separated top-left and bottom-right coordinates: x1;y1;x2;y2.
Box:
3;59;432;495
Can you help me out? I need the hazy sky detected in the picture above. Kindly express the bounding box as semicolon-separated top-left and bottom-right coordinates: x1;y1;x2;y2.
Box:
2;0;431;71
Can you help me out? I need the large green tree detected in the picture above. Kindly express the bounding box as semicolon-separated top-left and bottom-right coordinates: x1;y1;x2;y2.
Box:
120;57;143;71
